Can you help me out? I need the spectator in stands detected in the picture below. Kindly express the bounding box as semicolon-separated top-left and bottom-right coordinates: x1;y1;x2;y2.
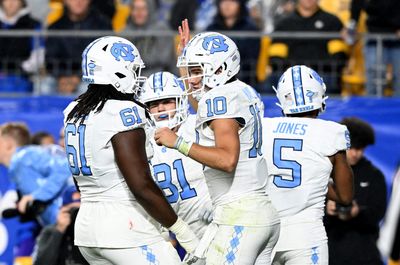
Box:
33;185;89;265
169;0;197;31
91;0;115;22
169;0;217;32
25;0;49;24
207;0;261;87
0;0;44;93
325;117;387;265
247;0;295;33
122;0;175;76
58;127;65;149
45;0;112;94
31;131;55;146
267;0;347;94
344;0;400;96
0;122;70;226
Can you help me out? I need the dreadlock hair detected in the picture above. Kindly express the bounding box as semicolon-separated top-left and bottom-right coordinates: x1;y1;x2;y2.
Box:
67;84;149;123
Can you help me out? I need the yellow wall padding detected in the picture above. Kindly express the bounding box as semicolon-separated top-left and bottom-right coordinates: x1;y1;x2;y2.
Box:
327;39;349;55
256;36;271;82
112;0;131;32
14;257;33;265
46;2;64;26
269;43;288;59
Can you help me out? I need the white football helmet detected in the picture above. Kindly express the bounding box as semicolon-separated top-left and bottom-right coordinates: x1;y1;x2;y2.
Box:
140;71;189;128
274;65;328;115
81;36;146;94
177;32;240;101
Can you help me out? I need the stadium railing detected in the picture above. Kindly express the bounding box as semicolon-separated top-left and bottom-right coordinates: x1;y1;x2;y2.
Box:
0;30;397;97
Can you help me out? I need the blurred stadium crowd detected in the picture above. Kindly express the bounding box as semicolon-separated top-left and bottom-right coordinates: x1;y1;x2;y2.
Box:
0;0;399;96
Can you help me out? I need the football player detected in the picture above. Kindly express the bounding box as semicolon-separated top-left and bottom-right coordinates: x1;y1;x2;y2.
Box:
154;32;280;264
140;71;213;241
256;65;353;265
63;36;198;264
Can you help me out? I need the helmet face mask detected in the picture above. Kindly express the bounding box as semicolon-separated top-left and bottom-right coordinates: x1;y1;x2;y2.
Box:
177;32;240;101
81;36;146;94
178;63;207;101
274;65;328;115
140;72;189;129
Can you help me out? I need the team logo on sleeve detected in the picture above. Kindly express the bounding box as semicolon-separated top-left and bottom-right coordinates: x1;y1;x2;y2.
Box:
111;43;135;62
202;36;229;54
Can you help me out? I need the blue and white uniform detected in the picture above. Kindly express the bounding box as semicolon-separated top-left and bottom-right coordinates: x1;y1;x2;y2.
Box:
262;117;349;265
64;100;181;265
196;81;280;265
150;115;211;239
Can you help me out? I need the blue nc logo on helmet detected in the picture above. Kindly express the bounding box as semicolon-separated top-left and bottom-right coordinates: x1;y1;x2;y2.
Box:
202;36;229;54
111;43;135;62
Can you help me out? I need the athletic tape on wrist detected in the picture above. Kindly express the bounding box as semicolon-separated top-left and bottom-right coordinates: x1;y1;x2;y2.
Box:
174;136;193;156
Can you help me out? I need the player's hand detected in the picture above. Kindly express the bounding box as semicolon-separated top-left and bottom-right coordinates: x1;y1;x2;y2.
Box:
17;194;34;214
326;200;337;216
198;201;214;223
168;217;199;254
154;127;178;148
56;206;72;233
177;18;190;56
183;253;204;265
350;200;360;218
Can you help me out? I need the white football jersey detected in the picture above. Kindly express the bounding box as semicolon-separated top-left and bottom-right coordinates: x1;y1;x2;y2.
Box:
150;115;211;238
262;117;350;250
196;80;267;206
63;100;163;248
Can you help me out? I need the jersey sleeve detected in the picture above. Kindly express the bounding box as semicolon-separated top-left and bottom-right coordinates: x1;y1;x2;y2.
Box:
103;100;148;135
197;89;243;126
321;123;350;156
95;100;149;146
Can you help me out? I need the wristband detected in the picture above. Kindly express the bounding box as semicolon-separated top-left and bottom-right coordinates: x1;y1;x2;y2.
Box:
174;136;193;156
168;217;199;253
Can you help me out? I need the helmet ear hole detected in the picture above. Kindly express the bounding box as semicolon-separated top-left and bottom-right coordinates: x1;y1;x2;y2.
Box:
102;45;108;51
115;72;126;78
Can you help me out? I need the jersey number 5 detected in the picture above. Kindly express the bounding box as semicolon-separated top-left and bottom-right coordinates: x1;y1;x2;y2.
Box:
65;123;92;176
153;159;197;203
273;138;303;188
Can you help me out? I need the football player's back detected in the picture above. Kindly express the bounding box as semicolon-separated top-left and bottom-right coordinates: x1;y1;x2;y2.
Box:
263;117;349;251
256;65;353;265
